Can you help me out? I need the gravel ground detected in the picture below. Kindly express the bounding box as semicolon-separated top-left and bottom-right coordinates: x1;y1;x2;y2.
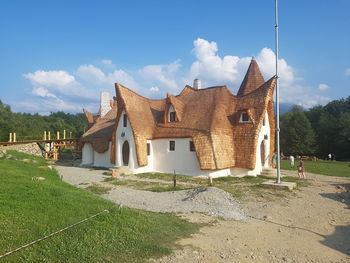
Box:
104;186;246;220
55;165;109;186
55;164;246;220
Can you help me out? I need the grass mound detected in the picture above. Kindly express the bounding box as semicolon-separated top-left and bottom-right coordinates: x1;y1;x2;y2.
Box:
0;151;200;263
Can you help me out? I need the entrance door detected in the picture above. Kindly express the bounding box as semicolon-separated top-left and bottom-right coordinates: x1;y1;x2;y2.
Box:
260;141;265;167
122;141;130;166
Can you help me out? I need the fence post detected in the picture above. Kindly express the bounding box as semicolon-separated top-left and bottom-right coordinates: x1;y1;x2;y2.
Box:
44;131;47;140
63;130;66;139
57;131;60;140
13;133;16;142
9;133;12;142
48;131;51;140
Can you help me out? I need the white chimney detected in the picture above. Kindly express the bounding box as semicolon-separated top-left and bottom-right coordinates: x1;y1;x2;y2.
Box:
193;79;201;90
100;91;111;118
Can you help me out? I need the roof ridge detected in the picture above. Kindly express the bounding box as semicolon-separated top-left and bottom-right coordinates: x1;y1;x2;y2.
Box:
237;58;265;96
237;76;276;98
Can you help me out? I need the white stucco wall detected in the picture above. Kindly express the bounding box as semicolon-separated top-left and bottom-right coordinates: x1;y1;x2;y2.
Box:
93;142;113;167
151;138;201;175
115;111;153;173
81;143;94;165
83;109;272;177
247;111;271;176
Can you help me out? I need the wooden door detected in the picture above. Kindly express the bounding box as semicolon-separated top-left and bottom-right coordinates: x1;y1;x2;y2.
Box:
122;141;130;166
260;141;265;167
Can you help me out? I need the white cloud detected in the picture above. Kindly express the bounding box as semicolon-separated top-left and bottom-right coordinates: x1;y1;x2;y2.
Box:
32;87;57;98
318;83;330;90
77;64;140;91
23;70;94;99
139;60;181;90
24;70;76;89
280;84;331;108
345;68;350;76
187;38;296;92
20;38;330;114
101;59;113;66
149;86;159;92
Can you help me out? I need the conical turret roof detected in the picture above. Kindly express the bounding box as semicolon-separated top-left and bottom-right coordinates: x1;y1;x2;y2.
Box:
237;58;265;96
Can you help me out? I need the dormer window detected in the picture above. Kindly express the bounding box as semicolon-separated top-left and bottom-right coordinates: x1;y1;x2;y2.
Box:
240;112;251;123
169;112;176;122
123;114;128;127
167;105;177;123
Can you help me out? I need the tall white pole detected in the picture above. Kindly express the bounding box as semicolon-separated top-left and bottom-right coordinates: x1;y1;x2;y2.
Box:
275;0;281;183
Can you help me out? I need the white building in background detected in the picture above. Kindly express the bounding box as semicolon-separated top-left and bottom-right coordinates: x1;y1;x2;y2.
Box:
80;58;276;177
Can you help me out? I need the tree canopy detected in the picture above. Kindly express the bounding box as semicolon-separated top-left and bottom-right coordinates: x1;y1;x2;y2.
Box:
0;100;88;142
281;96;350;160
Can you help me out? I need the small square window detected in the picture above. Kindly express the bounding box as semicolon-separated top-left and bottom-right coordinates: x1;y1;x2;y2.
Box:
169;140;175;151
241;113;249;122
189;141;195;152
123;114;127;127
169;112;176;122
147;143;150;156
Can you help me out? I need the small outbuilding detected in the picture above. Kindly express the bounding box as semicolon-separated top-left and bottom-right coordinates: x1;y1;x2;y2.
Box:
80;58;276;177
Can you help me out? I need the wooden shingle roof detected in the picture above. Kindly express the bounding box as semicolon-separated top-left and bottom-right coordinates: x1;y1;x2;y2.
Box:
81;59;276;170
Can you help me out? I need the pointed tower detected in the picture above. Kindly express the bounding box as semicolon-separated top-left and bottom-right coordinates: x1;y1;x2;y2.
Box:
237;58;265;96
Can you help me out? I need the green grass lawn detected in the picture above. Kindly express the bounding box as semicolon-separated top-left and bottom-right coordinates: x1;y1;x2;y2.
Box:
281;159;350;177
0;151;200;263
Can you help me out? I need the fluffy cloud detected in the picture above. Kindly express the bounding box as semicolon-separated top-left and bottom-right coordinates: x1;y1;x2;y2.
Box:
101;59;113;66
77;64;140;91
345;68;350;76
187;39;295;92
318;83;330;90
24;70;94;99
20;40;330;114
139;60;181;90
32;87;57;98
149;86;159;92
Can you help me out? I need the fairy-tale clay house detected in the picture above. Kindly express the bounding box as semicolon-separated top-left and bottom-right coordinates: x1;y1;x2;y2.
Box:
80;58;276;177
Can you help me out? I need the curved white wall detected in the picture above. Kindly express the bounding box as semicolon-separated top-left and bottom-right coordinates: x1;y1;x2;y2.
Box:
81;143;94;165
84;109;272;177
115;111;153;173
247;111;271;176
93;142;113;167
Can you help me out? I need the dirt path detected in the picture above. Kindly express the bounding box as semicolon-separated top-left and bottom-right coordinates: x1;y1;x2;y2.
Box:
153;171;350;263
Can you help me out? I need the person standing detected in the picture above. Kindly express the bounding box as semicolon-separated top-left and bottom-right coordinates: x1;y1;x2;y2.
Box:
328;153;332;160
290;155;295;168
297;160;306;179
272;152;277;168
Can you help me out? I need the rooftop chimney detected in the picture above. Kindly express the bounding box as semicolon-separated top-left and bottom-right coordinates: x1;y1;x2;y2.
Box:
100;91;111;118
193;79;201;90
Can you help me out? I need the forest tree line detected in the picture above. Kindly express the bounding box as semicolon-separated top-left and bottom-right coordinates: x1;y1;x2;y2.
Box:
0;100;88;142
1;96;349;161
281;96;350;161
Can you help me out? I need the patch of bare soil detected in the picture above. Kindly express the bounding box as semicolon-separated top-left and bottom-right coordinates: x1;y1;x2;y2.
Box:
153;171;350;263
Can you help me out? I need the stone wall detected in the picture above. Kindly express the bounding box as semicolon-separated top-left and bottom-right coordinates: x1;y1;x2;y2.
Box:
0;143;43;156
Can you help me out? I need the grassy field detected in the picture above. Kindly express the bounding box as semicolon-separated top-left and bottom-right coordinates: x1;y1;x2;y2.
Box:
0;151;200;263
281;159;350;177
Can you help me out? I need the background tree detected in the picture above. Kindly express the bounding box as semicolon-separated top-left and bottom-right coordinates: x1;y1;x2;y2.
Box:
0;100;88;142
280;105;315;156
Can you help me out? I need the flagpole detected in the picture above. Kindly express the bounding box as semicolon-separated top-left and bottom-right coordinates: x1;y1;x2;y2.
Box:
275;0;281;184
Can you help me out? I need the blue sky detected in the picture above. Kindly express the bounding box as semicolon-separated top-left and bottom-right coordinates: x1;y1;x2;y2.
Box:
0;0;349;114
